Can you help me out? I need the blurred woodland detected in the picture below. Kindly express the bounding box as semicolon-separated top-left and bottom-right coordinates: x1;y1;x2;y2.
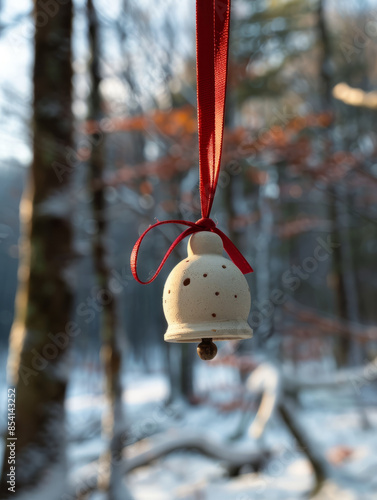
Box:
0;0;377;499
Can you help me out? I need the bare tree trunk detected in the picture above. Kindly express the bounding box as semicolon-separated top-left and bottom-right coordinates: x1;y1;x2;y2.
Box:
255;177;274;341
179;344;194;401
318;0;361;366
328;185;361;366
0;2;74;498
87;2;126;499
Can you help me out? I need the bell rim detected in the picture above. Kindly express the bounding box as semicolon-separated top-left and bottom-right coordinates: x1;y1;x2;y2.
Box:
164;320;253;343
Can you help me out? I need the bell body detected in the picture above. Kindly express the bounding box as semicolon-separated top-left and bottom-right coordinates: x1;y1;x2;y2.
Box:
163;232;253;343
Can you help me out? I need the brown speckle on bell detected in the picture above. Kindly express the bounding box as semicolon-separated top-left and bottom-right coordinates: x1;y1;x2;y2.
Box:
197;338;217;361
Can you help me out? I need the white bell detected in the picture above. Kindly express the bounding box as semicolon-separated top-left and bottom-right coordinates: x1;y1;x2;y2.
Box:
163;231;253;360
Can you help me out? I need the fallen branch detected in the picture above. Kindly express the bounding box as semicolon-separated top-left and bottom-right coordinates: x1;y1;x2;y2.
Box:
277;399;330;496
333;82;377;110
67;430;271;499
247;362;281;440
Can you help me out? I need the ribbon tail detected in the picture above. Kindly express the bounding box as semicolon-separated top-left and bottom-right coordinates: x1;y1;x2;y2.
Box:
213;228;253;274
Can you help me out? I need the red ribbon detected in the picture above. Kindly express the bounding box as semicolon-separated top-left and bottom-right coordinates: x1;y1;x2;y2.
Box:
130;0;253;284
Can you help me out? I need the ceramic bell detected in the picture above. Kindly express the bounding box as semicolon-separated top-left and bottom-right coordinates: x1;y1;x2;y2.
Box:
163;231;253;360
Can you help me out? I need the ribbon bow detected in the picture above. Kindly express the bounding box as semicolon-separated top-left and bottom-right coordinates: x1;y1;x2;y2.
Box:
131;217;253;284
130;0;253;284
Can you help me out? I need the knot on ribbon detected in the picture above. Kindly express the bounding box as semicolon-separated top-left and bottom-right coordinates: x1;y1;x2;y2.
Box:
195;217;216;230
130;217;253;285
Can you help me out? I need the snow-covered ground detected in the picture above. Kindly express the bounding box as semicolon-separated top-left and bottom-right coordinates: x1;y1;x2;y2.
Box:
64;365;377;500
1;353;377;499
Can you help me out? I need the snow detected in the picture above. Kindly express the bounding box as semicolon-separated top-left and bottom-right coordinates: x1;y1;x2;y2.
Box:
61;364;377;500
1;359;377;499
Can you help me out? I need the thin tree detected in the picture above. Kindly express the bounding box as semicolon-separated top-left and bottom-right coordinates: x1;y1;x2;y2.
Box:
87;1;126;498
317;0;361;366
0;1;75;498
